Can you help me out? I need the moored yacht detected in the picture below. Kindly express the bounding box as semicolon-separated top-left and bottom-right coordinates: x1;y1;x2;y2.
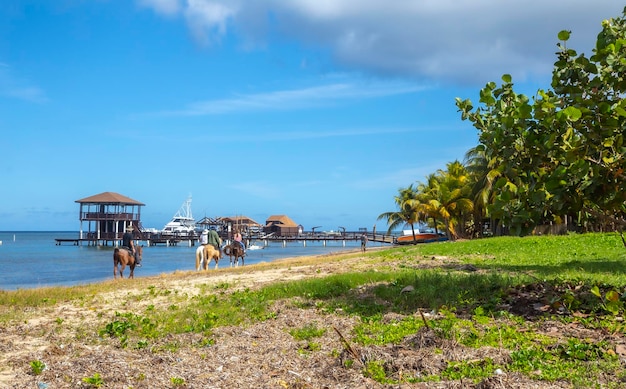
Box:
161;196;196;234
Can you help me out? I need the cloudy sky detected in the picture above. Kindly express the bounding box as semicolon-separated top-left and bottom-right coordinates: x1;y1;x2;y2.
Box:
0;0;623;231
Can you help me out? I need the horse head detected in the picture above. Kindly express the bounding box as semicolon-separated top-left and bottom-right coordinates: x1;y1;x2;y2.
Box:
136;245;143;263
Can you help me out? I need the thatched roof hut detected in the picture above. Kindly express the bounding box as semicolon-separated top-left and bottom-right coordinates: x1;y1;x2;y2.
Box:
264;215;301;237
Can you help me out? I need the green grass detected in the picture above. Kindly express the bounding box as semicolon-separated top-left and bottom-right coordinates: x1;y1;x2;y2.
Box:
289;322;326;341
416;232;626;285
2;232;626;386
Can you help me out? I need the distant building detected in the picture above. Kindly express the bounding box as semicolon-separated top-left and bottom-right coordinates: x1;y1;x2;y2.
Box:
196;215;263;237
220;216;263;236
264;215;301;237
75;192;145;243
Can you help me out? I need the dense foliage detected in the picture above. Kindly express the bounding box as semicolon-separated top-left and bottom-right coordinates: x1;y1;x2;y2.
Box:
381;7;626;237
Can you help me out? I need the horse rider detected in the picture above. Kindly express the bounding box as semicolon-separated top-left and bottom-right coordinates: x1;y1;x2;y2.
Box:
200;229;209;246
233;228;246;254
207;227;222;251
122;225;141;267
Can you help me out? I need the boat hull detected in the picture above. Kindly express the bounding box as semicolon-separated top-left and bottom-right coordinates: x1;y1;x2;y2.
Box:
396;233;448;244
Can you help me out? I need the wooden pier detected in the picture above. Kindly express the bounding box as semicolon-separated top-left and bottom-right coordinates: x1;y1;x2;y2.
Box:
55;238;93;246
55;231;397;247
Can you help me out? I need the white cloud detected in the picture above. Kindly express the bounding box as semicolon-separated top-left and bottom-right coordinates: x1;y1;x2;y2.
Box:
164;81;425;116
184;0;237;45
259;0;624;84
138;0;237;45
139;0;625;85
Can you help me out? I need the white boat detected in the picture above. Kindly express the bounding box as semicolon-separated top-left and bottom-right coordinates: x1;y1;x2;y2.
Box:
161;196;196;234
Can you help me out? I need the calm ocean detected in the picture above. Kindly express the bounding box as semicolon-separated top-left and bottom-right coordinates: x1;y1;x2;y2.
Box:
0;231;379;291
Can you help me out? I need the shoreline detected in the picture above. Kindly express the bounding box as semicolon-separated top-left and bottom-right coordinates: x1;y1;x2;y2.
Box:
1;245;389;293
0;231;388;291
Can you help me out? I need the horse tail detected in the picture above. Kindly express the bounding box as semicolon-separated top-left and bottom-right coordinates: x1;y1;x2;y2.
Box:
196;246;204;260
223;245;231;256
195;245;204;271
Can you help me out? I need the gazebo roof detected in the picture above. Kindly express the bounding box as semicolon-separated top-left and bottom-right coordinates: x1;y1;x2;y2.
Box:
265;214;298;227
75;192;145;206
197;216;218;225
221;216;262;226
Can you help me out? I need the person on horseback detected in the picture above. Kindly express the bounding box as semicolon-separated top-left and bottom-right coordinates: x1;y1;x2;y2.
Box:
122;225;141;267
233;228;246;254
207;227;222;250
200;229;209;245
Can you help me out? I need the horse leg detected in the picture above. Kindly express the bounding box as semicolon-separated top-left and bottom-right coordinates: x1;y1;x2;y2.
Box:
238;248;244;266
129;264;135;279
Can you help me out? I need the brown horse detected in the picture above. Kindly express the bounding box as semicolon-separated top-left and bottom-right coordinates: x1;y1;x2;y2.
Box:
113;245;143;279
195;244;221;270
223;241;245;267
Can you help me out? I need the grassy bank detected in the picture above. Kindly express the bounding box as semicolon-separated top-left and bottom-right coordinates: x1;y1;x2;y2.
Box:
1;232;626;387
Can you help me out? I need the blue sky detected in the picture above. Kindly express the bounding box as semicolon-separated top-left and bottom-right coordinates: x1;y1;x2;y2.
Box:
0;1;623;232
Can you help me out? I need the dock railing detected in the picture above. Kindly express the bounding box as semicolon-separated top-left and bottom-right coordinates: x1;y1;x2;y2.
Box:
367;232;396;244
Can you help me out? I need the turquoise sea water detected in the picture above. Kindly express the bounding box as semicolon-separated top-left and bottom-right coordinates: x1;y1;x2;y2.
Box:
0;231;381;291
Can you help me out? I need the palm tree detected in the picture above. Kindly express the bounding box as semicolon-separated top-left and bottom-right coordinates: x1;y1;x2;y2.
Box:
465;145;500;236
377;185;425;241
417;161;474;239
416;173;443;233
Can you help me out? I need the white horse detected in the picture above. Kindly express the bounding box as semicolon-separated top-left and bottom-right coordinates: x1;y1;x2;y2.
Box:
195;245;221;270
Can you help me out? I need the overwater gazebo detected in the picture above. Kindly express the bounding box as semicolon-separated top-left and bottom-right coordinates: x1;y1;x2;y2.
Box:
75;192;145;245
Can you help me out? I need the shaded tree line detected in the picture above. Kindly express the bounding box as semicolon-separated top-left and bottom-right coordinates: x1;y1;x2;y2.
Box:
380;7;626;238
